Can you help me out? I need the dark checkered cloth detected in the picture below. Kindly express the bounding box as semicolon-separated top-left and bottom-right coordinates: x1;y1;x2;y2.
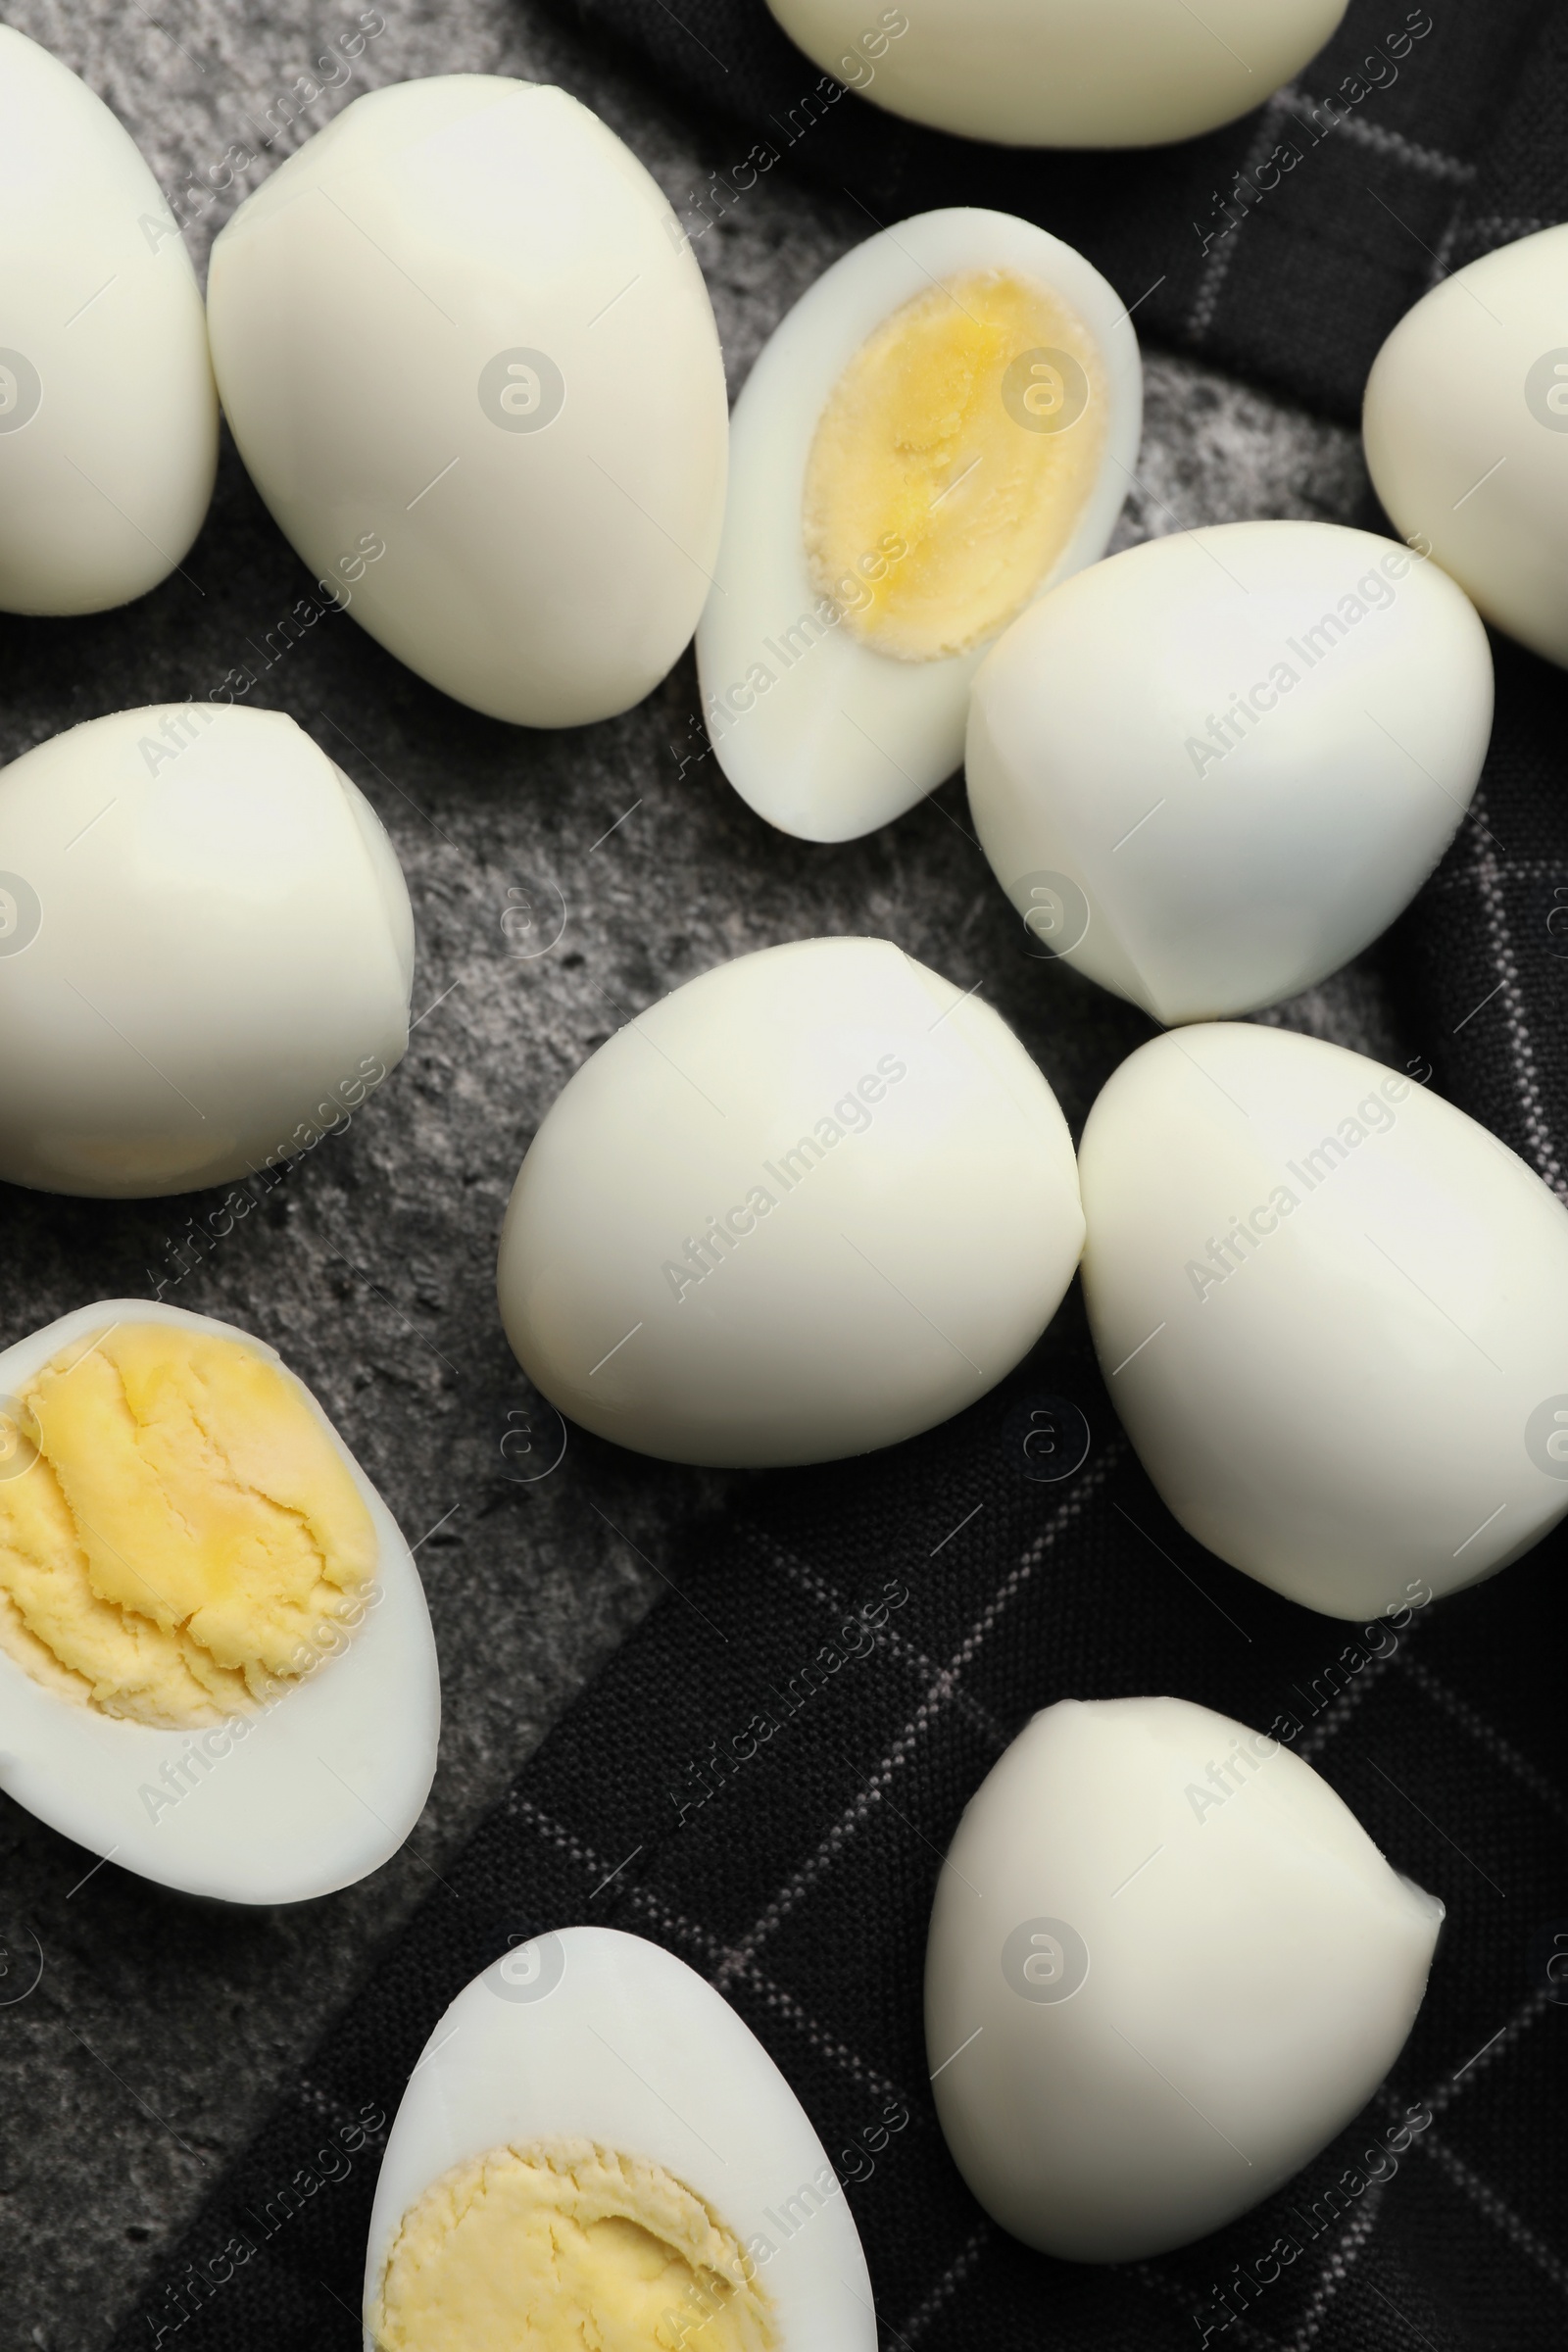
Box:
114;5;1568;2347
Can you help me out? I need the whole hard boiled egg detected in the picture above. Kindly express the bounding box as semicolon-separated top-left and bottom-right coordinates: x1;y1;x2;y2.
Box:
696;210;1140;841
0;1301;439;1904
763;0;1348;148
1078;1024;1568;1618
966;521;1493;1023
206;76;728;727
1364;223;1568;668
0;25;218;613
497;937;1084;1465
364;1927;876;2350
0;703;413;1198
925;1696;1442;2261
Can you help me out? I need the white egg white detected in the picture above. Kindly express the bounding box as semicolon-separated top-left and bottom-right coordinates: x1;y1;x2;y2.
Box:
1079;1025;1568;1616
364;1927;877;2350
966;520;1494;1023
0;25;217;614
763;0;1348;148
0;1300;440;1905
206;76;728;728
1364;222;1568;670
0;704;414;1198
925;1696;1442;2261
696;209;1141;843
496;936;1085;1467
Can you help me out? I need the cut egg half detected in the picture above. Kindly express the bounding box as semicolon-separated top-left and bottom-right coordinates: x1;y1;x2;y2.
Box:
364;1927;877;2350
696;209;1141;842
0;1300;440;1904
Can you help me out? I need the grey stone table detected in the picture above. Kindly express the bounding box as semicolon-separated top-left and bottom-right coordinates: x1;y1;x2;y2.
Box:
0;2;1408;2344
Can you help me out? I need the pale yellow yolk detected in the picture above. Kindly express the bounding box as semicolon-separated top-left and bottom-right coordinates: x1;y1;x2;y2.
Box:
370;2142;777;2352
802;268;1107;662
0;1322;376;1728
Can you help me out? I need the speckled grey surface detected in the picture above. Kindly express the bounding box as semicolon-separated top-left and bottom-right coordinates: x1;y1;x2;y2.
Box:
0;4;1406;2346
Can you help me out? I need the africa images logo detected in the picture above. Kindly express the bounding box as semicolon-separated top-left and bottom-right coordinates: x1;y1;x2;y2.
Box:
0;871;42;956
484;1931;566;2004
478;349;565;433
1000;348;1090;434
1525;1395;1568;1479
1525;348;1568;432
1001;1917;1090;2003
0;1395;40;1483
0;349;41;433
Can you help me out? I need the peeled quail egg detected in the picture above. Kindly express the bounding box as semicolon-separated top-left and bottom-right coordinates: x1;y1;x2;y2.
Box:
1364;222;1568;668
0;24;217;614
696;209;1140;841
925;1695;1442;2260
365;1927;876;2350
0;703;413;1198
1078;1023;1568;1617
0;1300;439;1904
966;520;1493;1023
763;0;1348;148
206;75;728;727
496;936;1084;1466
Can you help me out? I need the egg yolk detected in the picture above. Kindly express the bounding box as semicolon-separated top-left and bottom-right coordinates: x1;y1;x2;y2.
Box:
0;1322;376;1728
370;2141;777;2352
802;268;1107;662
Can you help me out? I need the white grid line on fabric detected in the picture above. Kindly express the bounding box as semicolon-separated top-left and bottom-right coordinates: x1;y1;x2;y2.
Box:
711;1444;1129;1990
1269;1738;1565;2330
1137;1998;1555;2352
1129;2001;1561;2352
1455;212;1550;254
1263;1988;1561;2334
898;2217;992;2346
1394;1652;1568;1827
1426;1984;1556;2120
1288;97;1476;183
506;1792;911;2111
712;1679;970;1993
294;2076;358;2132
739;1522;1013;1757
1132;2256;1292;2351
1427;856;1568;884
1186;80;1473;349
942;1433;1129;1683
1412;2122;1568;2297
716;1954;911;2118
1426;198;1466;291
1124;2035;1408;2346
1139;2121;1415;2352
1283;2183;1390;2352
1187;93;1298;341
1460;786;1567;1197
1297;1634;1410;1762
